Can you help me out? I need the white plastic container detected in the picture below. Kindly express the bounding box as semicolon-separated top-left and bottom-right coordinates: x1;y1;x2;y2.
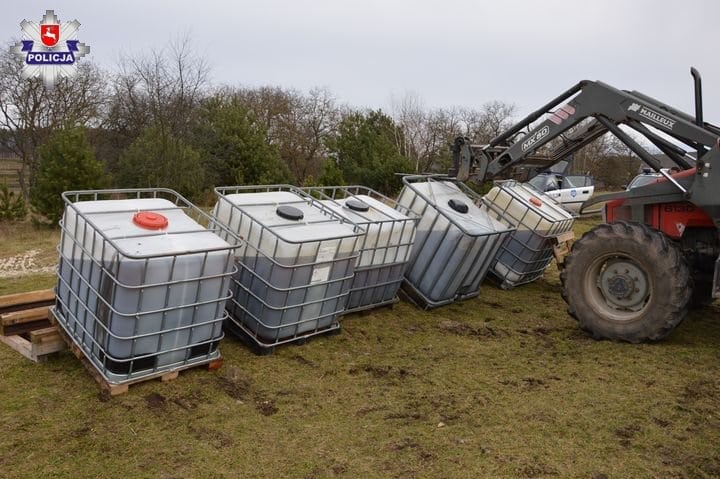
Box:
304;186;418;313
481;181;575;288
54;190;237;384
396;177;515;308
212;186;362;350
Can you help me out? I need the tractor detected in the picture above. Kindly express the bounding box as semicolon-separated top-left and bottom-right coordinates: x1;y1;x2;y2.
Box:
451;68;720;342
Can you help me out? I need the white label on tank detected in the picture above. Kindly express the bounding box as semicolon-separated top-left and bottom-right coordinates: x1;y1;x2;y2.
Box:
311;244;336;284
316;244;336;263
311;265;331;284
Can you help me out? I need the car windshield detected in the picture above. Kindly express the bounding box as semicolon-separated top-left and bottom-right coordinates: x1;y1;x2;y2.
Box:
528;175;558;192
527;174;592;191
628;174;661;189
563;177;577;188
527;175;547;190
564;175;593;187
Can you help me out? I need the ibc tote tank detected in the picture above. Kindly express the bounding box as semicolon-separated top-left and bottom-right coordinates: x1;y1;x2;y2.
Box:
396;176;515;308
303;186;419;313
53;189;237;385
481;181;575;288
212;186;362;351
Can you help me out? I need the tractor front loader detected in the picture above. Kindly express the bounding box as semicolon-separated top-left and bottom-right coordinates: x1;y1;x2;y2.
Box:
451;68;720;342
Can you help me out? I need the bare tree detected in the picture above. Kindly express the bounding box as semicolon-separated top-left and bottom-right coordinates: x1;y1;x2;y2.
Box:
282;87;340;180
102;34;210;176
458;101;517;143
392;92;517;173
390;91;427;171
109;34;210;138
229;86;292;142
229;86;341;182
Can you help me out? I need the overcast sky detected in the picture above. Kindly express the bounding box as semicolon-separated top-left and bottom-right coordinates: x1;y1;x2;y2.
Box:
4;0;720;121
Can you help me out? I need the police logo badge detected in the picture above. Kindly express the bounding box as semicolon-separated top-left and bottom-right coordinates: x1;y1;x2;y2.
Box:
11;10;90;88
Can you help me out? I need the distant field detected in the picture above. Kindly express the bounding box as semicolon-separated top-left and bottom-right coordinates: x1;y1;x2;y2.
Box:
0;157;23;193
0;218;718;478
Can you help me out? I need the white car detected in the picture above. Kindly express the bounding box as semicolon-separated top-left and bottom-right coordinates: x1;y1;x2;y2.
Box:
526;173;595;214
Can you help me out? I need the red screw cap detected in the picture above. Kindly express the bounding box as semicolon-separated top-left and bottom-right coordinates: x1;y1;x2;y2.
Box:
133;211;168;230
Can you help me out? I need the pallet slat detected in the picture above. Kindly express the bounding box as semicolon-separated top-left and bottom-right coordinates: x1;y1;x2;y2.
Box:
0;328;65;362
0;290;64;362
1;319;51;336
30;326;62;344
0;290;55;314
0;306;51;336
0;289;55;308
1;306;50;326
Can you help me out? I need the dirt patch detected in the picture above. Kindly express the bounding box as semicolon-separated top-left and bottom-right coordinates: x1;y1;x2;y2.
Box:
98;390;112;402
387;438;435;463
330;463;347;475
615;424;641;448
438;320;505;338
70;425;92;438
499;377;549;391
404;324;425;333
532;327;556;336
679;379;718;404
348;364;411;380
658;447;720;476
652;417;671;428
389;438;420;451
0;249;55;279
384;411;425;422
355;405;389;417
521;377;547;390
172;390;205;410
481;300;504;309
255;398;278;416
517;462;558;478
144;392;167;410
217;367;252;400
566;329;594;342
291;354;316;367
363;365;392;378
188;425;234;449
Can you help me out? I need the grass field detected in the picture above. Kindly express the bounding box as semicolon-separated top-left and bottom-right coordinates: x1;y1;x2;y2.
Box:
0;219;719;478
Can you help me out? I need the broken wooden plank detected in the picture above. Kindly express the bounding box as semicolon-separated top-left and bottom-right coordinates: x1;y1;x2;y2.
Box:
1;319;52;336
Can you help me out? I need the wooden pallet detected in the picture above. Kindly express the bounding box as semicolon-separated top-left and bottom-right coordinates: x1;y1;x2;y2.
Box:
0;289;65;362
51;311;223;397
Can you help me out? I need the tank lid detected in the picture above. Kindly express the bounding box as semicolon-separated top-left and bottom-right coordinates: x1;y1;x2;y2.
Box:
345;198;370;212
276;205;304;221
447;198;469;214
132;211;168;230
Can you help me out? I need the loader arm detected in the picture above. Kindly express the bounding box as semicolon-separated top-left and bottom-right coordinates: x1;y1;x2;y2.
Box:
452;79;719;182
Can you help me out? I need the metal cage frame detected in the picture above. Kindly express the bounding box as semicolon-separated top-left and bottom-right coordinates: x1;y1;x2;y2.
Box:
398;175;516;308
301;185;420;314
481;181;575;289
53;188;240;384
212;185;364;350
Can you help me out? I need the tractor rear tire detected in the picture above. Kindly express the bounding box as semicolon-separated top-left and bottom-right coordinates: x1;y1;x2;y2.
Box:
561;222;691;343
